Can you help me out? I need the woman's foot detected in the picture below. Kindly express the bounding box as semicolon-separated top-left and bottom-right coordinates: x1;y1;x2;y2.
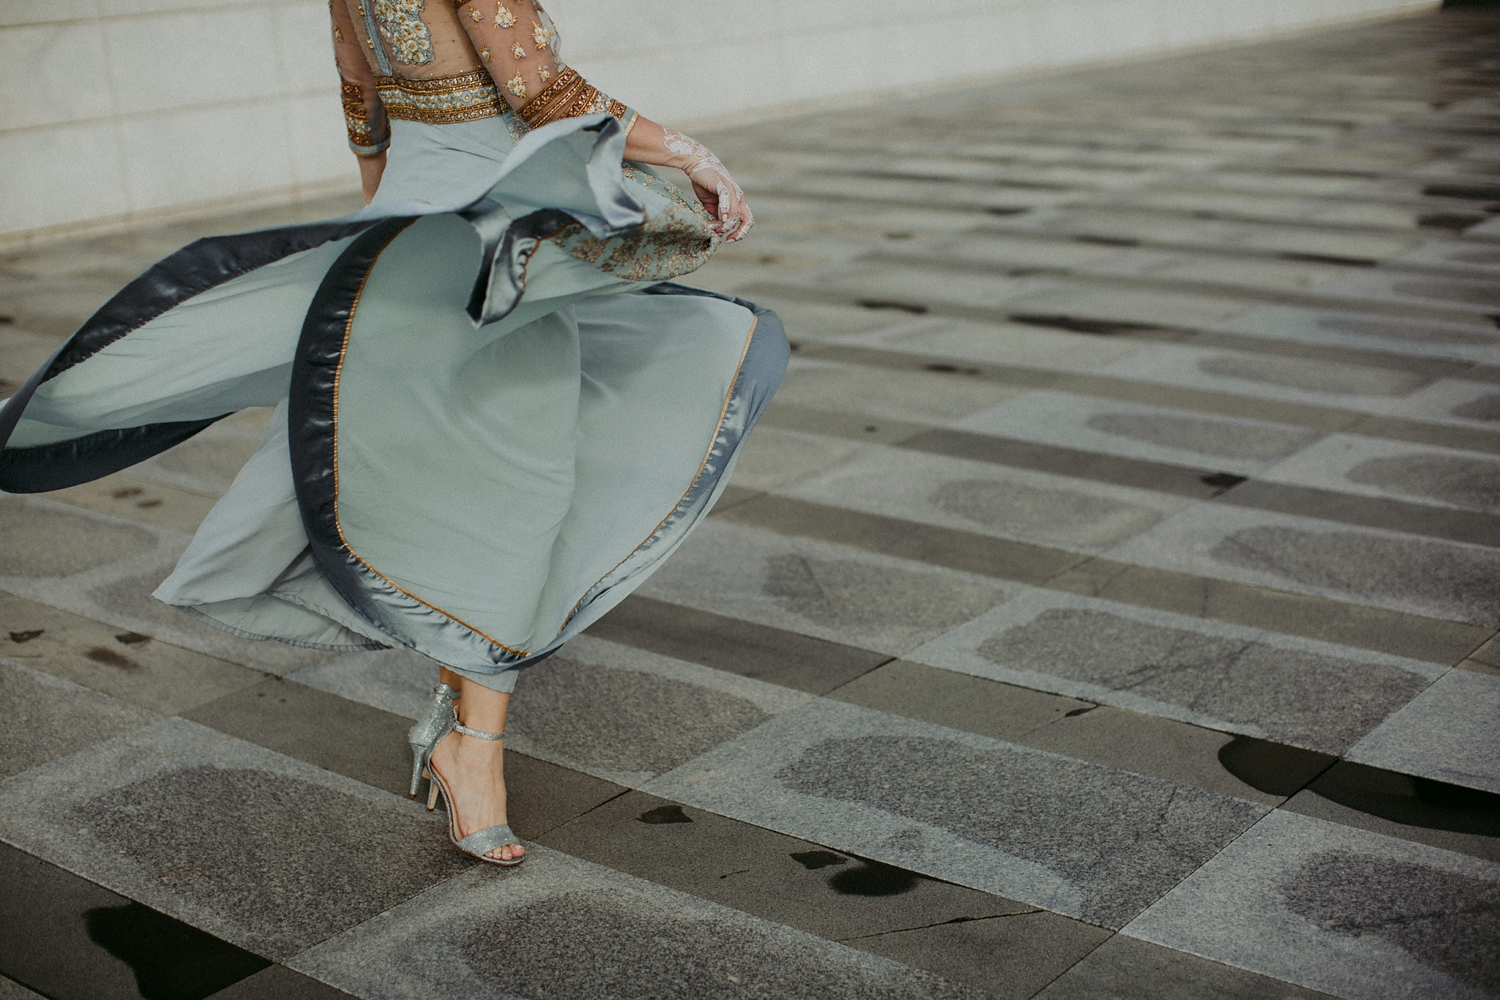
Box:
428;728;525;863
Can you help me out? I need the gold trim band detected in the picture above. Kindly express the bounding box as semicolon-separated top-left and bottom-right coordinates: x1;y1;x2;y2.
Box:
377;70;507;125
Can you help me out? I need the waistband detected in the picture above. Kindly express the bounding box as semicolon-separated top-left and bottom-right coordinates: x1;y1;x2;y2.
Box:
377;71;507;125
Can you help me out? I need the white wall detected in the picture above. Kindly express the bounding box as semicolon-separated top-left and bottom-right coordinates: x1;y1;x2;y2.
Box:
0;0;1439;245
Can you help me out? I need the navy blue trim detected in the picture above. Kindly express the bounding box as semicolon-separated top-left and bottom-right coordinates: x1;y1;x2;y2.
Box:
0;217;377;494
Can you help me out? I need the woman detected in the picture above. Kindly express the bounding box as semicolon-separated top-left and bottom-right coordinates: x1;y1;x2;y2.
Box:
0;0;787;866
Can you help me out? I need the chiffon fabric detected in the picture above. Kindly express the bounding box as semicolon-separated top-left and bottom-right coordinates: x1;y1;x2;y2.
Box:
0;112;789;693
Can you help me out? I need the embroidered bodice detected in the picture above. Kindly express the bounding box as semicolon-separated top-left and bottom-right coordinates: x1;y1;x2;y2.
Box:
330;0;627;155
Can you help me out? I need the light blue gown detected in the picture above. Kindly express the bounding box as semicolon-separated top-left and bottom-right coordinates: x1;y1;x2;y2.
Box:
0;111;789;693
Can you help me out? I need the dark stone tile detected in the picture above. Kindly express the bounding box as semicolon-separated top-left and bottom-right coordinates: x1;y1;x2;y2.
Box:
1210;524;1500;626
0;842;269;1000
1350;416;1500;459
1020;708;1286;805
851;912;1111;1000
0;720;472;958
1460;632;1500;676
0;661;157;780
588;595;891;694
976;607;1430;753
762;552;1005;637
759;401;932;446
205;965;360;1000
924;478;1166;545
541;791;1026;941
827;659;1090;743
292;849;994;1000
0;592;263;714
508;649;777;778
1219;479;1500;548
180;676;624;839
1195;354;1429;397
1285;761;1500;863
0;498;158;577
1346;451;1500;514
1037;935;1335;999
716;495;1086;585
1047;558;1491;663
898;429;1220;500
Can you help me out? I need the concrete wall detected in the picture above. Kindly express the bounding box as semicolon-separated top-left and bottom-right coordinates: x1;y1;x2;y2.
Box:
1;0;1439;244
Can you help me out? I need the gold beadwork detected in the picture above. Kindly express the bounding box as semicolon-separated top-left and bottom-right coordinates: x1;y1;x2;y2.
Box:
377;70;506;124
510;40;526;59
373;0;435;65
495;3;515;27
505;73;527;99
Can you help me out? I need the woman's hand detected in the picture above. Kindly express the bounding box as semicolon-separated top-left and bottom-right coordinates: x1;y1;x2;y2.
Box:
665;129;752;242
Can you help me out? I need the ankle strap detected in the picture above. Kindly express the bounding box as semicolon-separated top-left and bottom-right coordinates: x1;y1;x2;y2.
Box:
453;721;505;741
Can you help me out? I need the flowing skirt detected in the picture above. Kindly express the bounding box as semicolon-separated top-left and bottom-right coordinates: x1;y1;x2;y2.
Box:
0;114;788;692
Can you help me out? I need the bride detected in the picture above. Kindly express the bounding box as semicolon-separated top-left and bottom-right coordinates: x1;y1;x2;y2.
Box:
0;0;787;866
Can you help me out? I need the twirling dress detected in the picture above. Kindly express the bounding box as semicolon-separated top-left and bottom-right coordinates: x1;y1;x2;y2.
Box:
0;0;787;693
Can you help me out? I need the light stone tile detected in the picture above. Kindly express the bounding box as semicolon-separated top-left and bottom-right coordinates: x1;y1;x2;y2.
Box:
0;22;113;132
1383;378;1500;431
785;262;1041;310
1123;810;1500;1000
957;390;1322;475
271;2;336;95
908;588;1443;754
0;0;101;26
1394;240;1500;279
1217;306;1500;364
998;284;1251;329
778;446;1190;554
118;103;296;213
1258;434;1500;514
103;8;282;115
1135;255;1347;292
1345;669;1500;794
0;121;129;235
1320;271;1500;315
0;659;159;780
774;358;1028;423
289;845;991;1000
726;426;867;493
282;91;355;190
638;519;1018;657
644;698;1265;928
0;717;470;959
98;0;264;13
1105;503;1500;627
288;647;437;721
1098;343;1428;409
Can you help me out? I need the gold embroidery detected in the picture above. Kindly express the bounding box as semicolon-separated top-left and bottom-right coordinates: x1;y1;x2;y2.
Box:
510;40;526;59
373;0;434;65
467;3;482;19
377;70;507;124
531;20;552;49
494;2;515;27
479;43;491;60
537;64;550;83
333;23;344;40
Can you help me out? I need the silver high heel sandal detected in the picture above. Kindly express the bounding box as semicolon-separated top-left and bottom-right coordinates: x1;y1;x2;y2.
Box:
407;683;525;866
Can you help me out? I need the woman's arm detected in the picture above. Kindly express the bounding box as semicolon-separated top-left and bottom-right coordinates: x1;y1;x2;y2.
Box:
450;0;751;240
329;0;390;203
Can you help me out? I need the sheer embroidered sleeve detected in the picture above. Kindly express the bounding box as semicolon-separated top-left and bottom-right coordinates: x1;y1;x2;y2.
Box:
330;0;391;157
447;0;631;130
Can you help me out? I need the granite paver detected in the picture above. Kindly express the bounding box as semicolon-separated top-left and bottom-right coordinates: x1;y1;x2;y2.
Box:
4;7;1500;998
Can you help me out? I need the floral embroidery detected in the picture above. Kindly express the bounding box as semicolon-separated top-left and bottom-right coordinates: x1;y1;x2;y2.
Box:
378;70;504;123
505;73;527;99
532;20;552;49
373;0;434;65
510;40;526;59
495;3;515;28
552;164;720;281
537;64;550;83
333;23;343;40
468;3;482;20
479;44;491;60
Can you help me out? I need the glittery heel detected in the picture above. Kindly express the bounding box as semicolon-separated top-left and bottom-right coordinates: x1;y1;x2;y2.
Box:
407;683;458;798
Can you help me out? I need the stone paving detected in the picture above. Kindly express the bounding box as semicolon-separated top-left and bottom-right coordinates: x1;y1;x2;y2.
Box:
4;7;1500;1000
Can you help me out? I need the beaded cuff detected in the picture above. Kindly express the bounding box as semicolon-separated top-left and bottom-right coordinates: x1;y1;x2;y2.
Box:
515;67;627;130
342;80;390;156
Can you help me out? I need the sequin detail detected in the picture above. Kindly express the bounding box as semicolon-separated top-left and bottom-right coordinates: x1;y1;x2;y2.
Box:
377;70;506;123
373;0;434;65
495;3;515;28
553;164;720;281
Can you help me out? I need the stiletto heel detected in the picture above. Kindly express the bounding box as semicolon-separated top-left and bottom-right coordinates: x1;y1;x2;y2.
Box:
406;682;525;866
